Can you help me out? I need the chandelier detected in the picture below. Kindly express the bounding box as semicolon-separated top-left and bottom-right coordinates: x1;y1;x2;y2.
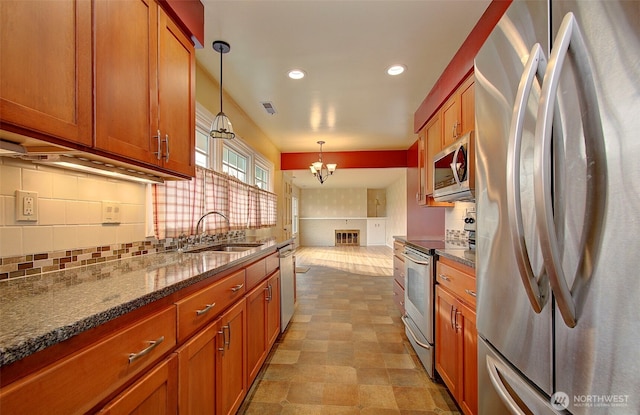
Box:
309;141;337;184
210;40;235;140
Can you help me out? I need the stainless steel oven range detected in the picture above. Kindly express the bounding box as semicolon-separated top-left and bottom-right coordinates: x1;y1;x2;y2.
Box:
401;244;439;378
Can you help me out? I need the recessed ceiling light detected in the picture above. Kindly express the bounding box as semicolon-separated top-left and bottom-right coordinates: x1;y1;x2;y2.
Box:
387;64;406;76
288;69;306;80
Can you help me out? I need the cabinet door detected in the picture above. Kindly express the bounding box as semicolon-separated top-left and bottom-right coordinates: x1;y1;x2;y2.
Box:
425;113;441;197
459;300;478;415
416;128;427;205
246;281;268;385
435;286;460;398
266;271;281;348
157;8;195;177
94;0;159;165
0;0;92;145
176;322;219;415
458;75;475;137
440;94;460;149
217;299;247;415
98;355;178;415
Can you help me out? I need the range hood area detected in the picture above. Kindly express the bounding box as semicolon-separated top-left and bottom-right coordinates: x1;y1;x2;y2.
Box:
0;133;173;184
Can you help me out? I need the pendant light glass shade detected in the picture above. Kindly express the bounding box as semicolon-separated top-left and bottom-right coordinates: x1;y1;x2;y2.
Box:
210;40;235;140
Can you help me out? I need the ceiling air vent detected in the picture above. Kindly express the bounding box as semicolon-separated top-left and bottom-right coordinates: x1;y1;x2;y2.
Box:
260;101;277;115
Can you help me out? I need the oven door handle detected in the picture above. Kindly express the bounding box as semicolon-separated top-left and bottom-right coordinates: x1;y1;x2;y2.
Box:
401;252;430;266
401;315;431;349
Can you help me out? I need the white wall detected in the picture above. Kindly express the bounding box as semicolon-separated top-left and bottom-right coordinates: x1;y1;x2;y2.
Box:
384;173;407;246
300;188;367;218
0;158;147;257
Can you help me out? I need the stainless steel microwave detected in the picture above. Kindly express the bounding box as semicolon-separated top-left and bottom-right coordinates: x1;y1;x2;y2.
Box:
433;131;475;202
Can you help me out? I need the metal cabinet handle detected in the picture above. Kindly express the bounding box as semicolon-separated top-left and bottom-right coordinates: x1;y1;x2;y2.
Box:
231;283;244;293
454;310;462;332
450;304;455;330
218;329;225;353
401;315;431;349
225;324;231;349
128;336;164;364
439;273;451;282
153;130;161;160
268;284;273;302
507;42;549;314
195;302;216;316
535;12;606;329
452;121;459;139
465;289;477;298
163;134;170;162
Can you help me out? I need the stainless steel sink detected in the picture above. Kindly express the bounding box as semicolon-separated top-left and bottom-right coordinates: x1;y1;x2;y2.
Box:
184;243;263;254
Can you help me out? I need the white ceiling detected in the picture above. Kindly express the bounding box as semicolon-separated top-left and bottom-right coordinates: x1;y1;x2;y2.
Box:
196;0;491;189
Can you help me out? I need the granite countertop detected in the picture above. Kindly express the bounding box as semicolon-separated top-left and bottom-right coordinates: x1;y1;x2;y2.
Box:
0;238;289;367
435;247;476;269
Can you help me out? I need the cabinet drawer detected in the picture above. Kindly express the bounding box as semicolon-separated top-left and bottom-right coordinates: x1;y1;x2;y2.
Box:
392;279;405;314
176;270;245;342
245;258;267;291
0;306;176;415
265;252;279;276
437;260;476;307
393;241;405;257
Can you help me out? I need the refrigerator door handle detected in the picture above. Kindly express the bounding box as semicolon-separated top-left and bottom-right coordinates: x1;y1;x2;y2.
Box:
534;12;606;328
486;354;559;415
506;42;549;314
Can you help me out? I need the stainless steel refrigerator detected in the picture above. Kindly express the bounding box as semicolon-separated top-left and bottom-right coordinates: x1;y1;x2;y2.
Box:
475;1;640;413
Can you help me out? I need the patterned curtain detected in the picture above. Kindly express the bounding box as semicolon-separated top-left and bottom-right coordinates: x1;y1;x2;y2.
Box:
153;167;277;239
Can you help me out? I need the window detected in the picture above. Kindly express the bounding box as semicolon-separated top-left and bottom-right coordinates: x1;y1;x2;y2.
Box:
255;165;268;190
195;129;209;167
195;103;274;191
222;146;247;181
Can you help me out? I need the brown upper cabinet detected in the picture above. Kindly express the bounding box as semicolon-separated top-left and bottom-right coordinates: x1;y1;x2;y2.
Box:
0;0;92;146
416;73;474;206
95;0;195;177
441;74;475;149
1;0;196;179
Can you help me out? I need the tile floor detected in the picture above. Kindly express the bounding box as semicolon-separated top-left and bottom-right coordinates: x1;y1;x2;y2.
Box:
239;262;461;414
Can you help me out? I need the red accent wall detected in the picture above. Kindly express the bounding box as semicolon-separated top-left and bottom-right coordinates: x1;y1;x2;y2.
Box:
405;141;446;239
413;0;512;132
281;150;407;170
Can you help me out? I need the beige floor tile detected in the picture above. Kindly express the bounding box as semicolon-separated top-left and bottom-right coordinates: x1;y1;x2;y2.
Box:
359;384;399;409
322;383;359;406
392;386;436;411
287;382;325;405
325;365;358;384
251;380;290;403
271;349;301;364
356;367;390;385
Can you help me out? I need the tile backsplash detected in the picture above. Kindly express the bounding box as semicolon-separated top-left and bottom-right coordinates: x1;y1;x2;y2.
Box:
1;158;148;258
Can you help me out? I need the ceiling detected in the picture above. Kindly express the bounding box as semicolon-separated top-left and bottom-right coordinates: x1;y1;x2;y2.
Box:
196;0;491;189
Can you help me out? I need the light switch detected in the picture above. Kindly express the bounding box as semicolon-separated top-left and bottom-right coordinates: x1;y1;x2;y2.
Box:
15;190;38;222
102;201;121;224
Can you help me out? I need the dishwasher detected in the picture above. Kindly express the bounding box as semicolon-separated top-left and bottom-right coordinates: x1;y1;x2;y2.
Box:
278;244;295;332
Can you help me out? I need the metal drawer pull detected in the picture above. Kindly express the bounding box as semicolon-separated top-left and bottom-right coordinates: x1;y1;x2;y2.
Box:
231;283;244;293
439;274;451;282
128;336;164;364
465;289;477;297
163;134;170;162
196;302;216;316
218;329;225;353
153;130;161;160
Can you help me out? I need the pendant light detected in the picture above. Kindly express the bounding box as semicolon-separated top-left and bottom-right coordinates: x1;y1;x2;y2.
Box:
309;141;337;184
210;40;235;140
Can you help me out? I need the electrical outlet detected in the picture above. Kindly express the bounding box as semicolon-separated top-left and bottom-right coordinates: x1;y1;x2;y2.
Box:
15;190;38;222
102;201;121;224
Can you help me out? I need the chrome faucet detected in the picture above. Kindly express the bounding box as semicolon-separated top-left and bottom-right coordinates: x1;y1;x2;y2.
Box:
195;211;230;244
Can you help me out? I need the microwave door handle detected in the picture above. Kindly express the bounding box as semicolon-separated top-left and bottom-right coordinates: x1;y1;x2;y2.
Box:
534;13;606;329
450;145;462;185
506;43;548;314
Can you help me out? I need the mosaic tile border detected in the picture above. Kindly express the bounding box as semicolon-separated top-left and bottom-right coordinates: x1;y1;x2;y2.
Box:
0;230;246;281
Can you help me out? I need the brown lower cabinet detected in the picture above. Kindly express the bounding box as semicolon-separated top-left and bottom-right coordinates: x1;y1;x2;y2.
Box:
435;258;477;415
98;355;178;415
0;250;282;415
